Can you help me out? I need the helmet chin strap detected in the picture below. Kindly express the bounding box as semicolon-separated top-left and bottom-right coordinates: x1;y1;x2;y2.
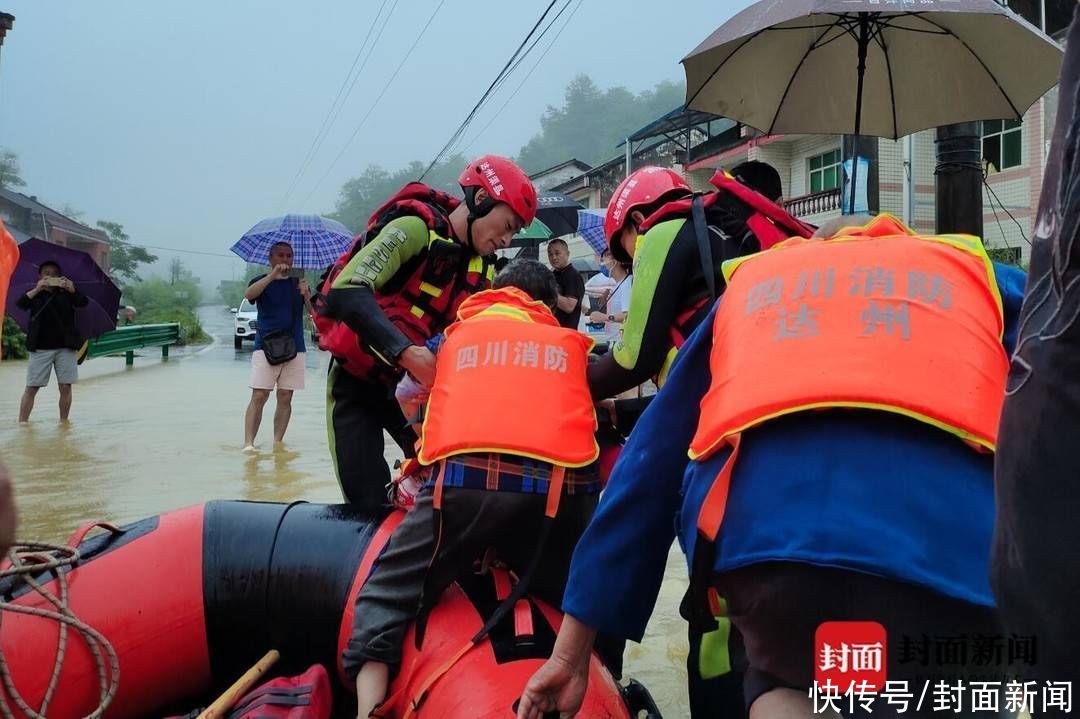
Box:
463;187;498;252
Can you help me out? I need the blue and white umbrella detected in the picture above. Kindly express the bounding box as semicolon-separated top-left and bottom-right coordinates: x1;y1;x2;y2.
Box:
576;209;608;256
231;214;355;269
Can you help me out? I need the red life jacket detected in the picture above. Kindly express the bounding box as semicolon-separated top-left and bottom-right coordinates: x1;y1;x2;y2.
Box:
312;182;496;381
638;174;816;382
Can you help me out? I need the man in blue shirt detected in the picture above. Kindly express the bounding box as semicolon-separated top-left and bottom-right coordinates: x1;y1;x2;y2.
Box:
518;216;1027;719
243;241;312;451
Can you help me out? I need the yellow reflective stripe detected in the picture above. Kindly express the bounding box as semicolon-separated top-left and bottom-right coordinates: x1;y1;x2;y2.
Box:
419;281;443;297
688;400;996;461
655;346;680;388
936;234;1005;337
410;305;425;318
370;346;395;366
473;305;534;322
468;255;484;274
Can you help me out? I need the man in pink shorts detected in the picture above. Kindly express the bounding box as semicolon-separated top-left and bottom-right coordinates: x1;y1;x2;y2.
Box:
242;241;312;451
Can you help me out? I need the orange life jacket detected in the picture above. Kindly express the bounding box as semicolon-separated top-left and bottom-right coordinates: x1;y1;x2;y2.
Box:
0;219;17;352
689;214;1007;543
418;287;598;468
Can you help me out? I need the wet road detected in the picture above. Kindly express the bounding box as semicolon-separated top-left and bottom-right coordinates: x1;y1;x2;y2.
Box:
0;305;691;716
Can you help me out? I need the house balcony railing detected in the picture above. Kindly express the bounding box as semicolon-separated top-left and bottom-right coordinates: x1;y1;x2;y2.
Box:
784;187;841;217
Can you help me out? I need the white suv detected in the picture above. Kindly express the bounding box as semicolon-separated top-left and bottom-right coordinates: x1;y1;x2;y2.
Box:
233;298;258;349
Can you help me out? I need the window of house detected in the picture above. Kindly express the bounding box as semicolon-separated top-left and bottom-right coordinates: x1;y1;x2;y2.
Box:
1004;0;1041;28
982;119;1023;172
808;149;841;194
1045;0;1073;37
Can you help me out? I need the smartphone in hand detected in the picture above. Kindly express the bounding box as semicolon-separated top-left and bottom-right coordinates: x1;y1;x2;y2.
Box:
287;268;305;279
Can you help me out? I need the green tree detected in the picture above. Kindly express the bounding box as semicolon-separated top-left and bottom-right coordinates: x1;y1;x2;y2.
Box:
96;220;158;283
59;203;84;220
123;272;208;344
2;316;27;360
0;148;25;189
329;154;466;234
516;75;685;172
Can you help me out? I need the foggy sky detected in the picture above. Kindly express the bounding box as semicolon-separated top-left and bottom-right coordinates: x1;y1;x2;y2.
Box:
0;0;746;289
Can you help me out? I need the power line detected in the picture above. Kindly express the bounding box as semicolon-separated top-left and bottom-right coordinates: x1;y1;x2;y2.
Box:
457;0;583;157
418;0;562;181
298;0;447;209
469;0;574;121
122;242;236;259
278;0;396;209
448;0;576;158
982;175;1031;246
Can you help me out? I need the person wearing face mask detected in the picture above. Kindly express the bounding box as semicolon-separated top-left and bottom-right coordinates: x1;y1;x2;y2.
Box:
579;250;617;335
588;249;632;346
316;155;537;513
343;259;600;719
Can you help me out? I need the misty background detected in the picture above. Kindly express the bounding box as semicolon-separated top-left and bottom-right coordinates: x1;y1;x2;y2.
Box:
0;0;746;292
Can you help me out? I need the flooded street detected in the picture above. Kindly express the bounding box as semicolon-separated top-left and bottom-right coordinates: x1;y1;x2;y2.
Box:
0;305;691;716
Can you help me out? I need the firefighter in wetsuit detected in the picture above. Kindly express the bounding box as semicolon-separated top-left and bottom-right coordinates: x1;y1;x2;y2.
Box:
315;155;537;513
588;162;810;400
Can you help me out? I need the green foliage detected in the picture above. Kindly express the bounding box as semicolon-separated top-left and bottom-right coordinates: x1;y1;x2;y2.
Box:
124;276;203;314
516;75;686;172
327;74;684;231
0;148;25;189
329;154;466;234
96;220;158;283
987;247;1026;268
135;307;209;345
2;316;27;359
217;279;250;310
123;262;208;344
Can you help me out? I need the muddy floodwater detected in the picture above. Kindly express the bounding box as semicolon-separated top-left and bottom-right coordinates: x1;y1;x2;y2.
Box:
1;305;693;717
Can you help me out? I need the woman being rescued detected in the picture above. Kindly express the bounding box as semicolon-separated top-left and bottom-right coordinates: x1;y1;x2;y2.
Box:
342;259;603;718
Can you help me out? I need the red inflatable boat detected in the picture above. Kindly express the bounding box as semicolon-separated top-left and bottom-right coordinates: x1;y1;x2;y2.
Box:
0;501;639;718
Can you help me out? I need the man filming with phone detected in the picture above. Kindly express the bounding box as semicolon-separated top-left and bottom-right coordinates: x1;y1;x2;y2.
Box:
16;259;88;423
242;241;312;451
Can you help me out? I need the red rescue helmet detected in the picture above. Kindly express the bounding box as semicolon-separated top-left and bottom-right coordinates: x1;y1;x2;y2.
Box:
459;155;538;226
604;167;691;261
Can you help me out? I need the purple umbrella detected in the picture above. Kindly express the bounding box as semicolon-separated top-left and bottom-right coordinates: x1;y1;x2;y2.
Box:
6;238;121;340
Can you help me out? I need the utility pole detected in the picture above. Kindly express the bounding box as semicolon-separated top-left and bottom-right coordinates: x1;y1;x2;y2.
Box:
934;122;984;237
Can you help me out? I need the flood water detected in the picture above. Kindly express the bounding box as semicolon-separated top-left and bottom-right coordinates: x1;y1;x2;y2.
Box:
0;305;692;717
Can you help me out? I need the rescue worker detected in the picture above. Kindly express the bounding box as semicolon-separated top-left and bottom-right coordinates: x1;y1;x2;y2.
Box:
316;155;537;512
518;214;1027;719
591;162;812;718
589;161;811;399
343;259;601;718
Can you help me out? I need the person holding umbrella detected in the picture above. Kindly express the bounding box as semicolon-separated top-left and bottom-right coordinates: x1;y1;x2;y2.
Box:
241;242;313;451
16;257;88;423
231;214;354;450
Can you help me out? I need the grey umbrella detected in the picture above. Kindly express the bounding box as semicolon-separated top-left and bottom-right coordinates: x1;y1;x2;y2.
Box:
683;0;1062;139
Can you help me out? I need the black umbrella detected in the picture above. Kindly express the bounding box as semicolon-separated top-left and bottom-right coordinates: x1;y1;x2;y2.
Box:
535;191;584;237
683;0;1063;210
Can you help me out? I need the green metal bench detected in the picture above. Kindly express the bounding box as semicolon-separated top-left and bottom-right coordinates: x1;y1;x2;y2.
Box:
84;323;181;366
